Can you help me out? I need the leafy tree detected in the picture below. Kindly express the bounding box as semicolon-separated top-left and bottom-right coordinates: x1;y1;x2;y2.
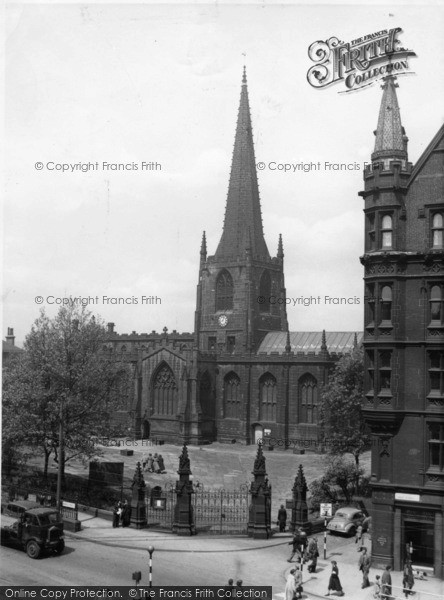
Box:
309;456;370;512
2;306;130;482
319;347;370;469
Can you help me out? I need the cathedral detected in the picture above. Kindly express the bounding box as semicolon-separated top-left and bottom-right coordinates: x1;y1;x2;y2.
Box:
107;68;360;446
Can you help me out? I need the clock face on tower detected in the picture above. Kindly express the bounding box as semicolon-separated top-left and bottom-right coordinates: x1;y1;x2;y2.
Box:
218;314;228;328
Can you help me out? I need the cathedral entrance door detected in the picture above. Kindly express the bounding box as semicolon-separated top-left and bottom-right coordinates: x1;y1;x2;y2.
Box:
142;420;150;440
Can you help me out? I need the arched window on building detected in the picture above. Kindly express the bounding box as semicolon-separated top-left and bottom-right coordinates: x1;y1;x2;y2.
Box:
259;373;277;421
216;270;234;311
380;285;393;322
381;214;393;249
432;213;443;249
224;372;241;418
152;363;177;416
299;374;318;424
259;271;272;313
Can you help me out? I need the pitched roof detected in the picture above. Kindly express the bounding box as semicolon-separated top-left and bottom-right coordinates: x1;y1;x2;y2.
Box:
408;122;444;187
257;331;363;355
214;68;269;261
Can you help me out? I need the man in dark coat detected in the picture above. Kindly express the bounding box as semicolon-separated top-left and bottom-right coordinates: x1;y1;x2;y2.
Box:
122;500;131;527
359;547;371;588
287;528;305;562
381;565;392;600
307;537;319;573
278;505;287;532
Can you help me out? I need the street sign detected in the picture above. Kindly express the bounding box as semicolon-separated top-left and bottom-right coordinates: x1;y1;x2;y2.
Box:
320;503;332;517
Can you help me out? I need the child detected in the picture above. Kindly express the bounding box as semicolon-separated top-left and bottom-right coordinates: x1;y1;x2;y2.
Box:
374;575;381;599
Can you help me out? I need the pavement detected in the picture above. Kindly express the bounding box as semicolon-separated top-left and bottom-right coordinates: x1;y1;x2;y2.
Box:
66;512;444;600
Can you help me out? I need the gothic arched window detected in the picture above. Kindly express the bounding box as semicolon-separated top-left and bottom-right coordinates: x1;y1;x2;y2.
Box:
299;374;318;424
259;373;277;421
224;372;241;418
259;271;272;313
152;363;177;415
216;270;234;311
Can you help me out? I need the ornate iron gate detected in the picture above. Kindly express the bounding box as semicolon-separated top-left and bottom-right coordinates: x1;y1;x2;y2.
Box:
145;484;251;534
193;484;250;534
145;484;175;529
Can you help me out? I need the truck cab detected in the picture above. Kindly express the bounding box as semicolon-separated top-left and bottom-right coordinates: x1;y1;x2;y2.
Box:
1;501;65;558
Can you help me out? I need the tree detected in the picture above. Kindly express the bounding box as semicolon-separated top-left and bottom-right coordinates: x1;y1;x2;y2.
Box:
309;456;369;512
319;347;371;469
2;306;130;482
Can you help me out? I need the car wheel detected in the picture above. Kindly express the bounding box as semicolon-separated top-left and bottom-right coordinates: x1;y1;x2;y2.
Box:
26;540;41;559
54;539;65;555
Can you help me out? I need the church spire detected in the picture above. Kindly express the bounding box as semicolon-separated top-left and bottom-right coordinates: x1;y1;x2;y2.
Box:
372;75;408;162
215;68;270;261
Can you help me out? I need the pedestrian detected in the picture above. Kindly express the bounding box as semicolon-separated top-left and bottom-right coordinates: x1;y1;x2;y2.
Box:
122;499;131;527
374;575;381;599
307;537;319;573
326;561;344;597
356;523;363;549
284;569;296;600
359;547;371;589
402;560;414;598
142;453;148;471
287;529;302;563
294;565;303;599
112;501;121;528
153;453;160;474
236;580;243;589
381;565;392;600
146;454;154;473
226;579;235;597
278;504;287;532
157;454;165;473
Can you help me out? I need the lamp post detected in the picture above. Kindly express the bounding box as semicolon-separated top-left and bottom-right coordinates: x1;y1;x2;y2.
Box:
147;546;155;587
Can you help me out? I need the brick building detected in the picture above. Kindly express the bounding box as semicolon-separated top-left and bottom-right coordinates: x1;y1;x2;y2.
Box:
108;68;361;446
360;75;444;576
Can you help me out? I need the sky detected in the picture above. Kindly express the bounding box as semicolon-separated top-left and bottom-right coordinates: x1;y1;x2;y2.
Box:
3;1;444;345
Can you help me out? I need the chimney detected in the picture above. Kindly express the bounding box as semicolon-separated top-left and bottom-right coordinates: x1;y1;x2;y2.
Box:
107;322;115;334
6;328;15;346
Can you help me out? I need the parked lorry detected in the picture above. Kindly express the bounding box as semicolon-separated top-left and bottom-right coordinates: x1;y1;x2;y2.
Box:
1;500;65;558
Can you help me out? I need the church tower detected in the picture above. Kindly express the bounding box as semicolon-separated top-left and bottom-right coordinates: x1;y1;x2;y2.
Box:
195;68;288;354
361;75;444;575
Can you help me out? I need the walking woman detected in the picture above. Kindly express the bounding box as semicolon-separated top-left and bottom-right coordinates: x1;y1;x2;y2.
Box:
326;561;344;596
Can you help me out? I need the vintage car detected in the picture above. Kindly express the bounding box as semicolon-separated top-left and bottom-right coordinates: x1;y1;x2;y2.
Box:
326;506;368;536
1;500;65;558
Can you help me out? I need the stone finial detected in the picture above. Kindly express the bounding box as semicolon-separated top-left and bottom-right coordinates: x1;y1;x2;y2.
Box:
285;330;292;354
277;233;284;259
178;444;191;475
252;443;267;476
132;462;146;488
293;464;308;496
321;329;327;351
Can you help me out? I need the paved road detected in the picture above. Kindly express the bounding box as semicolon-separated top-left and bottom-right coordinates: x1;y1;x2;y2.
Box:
0;522;355;593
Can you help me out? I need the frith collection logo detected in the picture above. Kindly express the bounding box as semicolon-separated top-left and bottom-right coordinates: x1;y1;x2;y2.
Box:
307;27;416;93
